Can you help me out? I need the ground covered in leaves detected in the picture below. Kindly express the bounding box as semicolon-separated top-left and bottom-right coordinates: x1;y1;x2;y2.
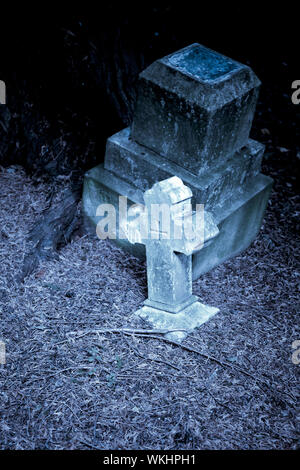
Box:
0;157;299;450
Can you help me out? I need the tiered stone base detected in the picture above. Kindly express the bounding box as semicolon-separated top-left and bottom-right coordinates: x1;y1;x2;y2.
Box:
83;157;272;279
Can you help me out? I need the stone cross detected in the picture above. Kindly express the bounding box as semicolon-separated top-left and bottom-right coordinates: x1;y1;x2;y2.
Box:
124;176;219;341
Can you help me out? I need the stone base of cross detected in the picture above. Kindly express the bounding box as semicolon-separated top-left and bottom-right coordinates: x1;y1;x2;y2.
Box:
137;299;219;342
124;176;220;341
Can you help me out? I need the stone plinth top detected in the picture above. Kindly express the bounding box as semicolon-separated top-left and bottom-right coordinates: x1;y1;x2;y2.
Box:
137;43;260;111
165;43;242;83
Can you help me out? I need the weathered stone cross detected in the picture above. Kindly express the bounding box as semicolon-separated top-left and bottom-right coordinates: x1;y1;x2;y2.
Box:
124;176;219;341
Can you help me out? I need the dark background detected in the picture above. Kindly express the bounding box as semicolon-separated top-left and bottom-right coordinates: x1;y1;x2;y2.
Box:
0;4;299;178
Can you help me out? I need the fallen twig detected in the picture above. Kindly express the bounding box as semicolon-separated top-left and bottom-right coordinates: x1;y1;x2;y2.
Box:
122;333;181;371
66;327;187;340
65;327;296;404
131;333;296;404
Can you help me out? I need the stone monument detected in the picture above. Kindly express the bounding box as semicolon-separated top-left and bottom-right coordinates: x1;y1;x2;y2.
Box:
83;43;273;279
122;176;219;340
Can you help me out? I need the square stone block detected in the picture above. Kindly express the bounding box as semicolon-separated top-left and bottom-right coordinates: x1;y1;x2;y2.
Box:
131;43;261;175
104;127;264;210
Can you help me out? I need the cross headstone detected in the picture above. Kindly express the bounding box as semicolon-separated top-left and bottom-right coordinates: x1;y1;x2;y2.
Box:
83;43;273;279
124;176;219;341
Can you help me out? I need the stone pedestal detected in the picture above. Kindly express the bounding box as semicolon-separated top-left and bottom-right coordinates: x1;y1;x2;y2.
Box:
136;301;219;341
83;43;273;278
